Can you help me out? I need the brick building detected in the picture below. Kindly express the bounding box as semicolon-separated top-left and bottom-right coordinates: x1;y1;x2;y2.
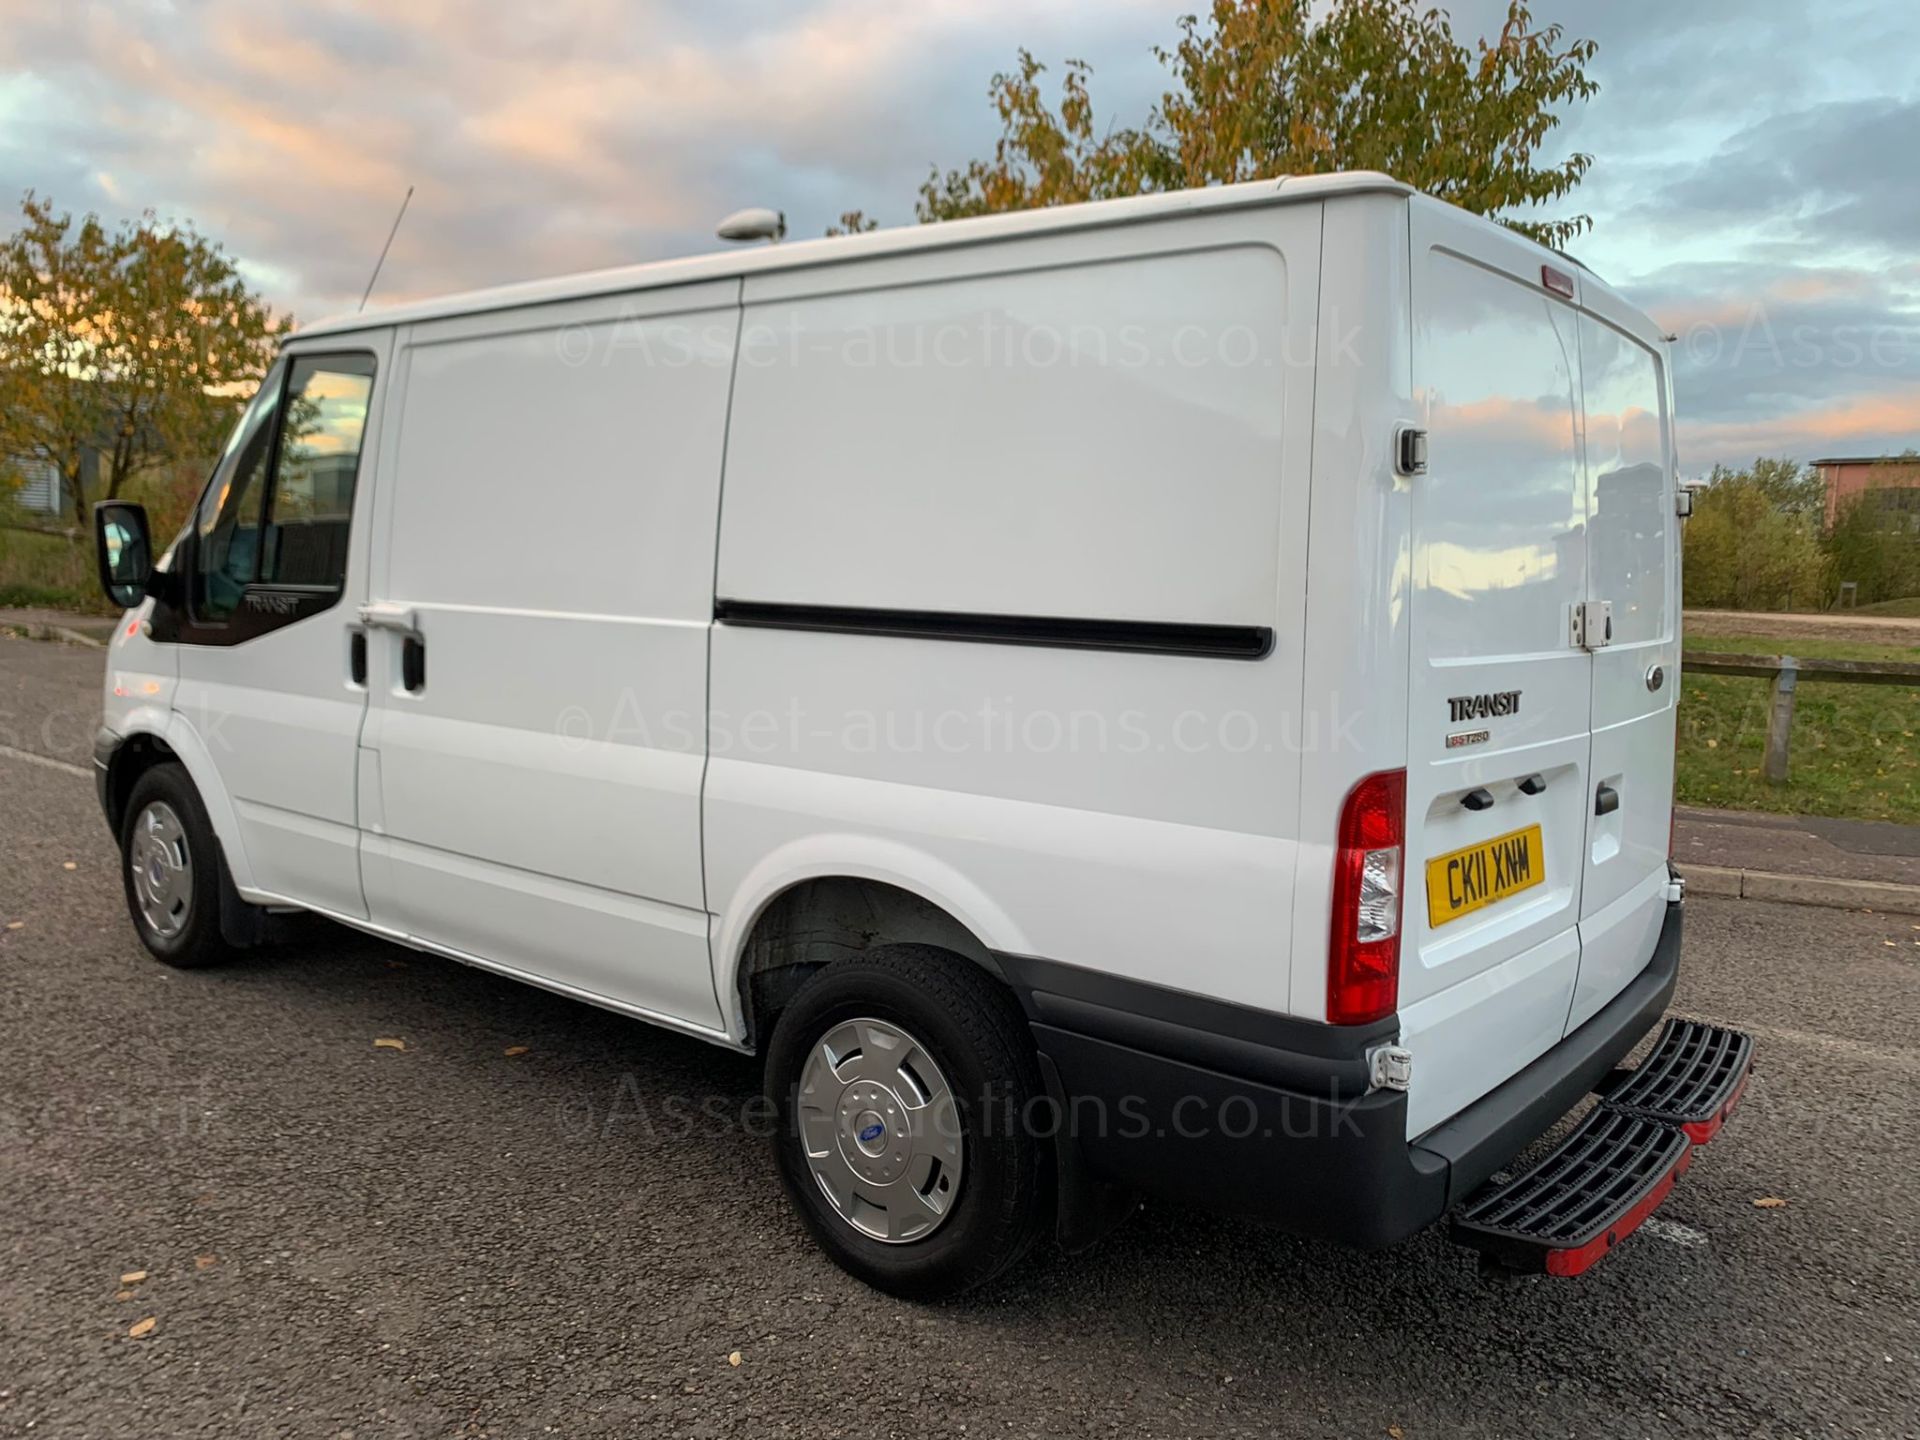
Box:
1818;453;1920;528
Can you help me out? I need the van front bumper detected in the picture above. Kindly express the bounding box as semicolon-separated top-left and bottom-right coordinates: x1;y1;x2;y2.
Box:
93;725;119;824
998;899;1682;1249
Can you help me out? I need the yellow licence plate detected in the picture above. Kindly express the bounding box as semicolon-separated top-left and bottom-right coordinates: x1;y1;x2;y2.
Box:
1426;824;1545;928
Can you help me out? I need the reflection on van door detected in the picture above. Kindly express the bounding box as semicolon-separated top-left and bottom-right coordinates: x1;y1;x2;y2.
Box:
1398;207;1594;1134
356;289;740;1033
1568;313;1678;1030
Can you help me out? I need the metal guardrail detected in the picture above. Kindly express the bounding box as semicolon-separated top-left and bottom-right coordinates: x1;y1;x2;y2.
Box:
1684;652;1920;784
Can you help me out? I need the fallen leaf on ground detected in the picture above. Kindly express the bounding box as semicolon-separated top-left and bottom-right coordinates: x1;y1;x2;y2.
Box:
373;1037;406;1051
127;1318;156;1338
727;1351;743;1367
1753;1196;1789;1208
194;1254;217;1270
114;1289;135;1302
62;861;76;871
503;1046;530;1057
5;921;22;930
1388;1428;1406;1440
119;1270;147;1285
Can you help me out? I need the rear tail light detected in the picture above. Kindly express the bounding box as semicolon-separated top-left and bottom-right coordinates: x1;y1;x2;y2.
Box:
1328;768;1407;1025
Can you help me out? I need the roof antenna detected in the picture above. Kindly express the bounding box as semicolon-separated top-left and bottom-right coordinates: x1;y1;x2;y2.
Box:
358;184;415;312
715;207;786;243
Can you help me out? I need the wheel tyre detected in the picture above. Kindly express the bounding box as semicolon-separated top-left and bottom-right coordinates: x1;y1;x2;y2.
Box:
119;763;236;970
765;946;1051;1300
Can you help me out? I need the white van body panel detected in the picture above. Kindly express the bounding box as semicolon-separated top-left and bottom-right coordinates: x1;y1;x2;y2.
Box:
1397;202;1593;1132
706;206;1321;1015
1567;278;1682;1032
355;280;739;1031
167;328;393;918
1396;196;1678;1131
1282;191;1414;1021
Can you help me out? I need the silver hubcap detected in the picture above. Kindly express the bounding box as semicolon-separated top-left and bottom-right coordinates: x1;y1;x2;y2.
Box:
129;801;193;939
797;1017;964;1244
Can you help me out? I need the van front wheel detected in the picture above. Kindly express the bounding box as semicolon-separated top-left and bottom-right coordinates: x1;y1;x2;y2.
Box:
765;947;1049;1299
119;763;235;969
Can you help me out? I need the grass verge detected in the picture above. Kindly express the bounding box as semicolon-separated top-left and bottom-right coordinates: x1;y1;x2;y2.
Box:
1680;633;1920;823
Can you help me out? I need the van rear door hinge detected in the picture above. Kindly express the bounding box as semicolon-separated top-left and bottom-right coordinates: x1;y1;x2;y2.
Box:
1571;600;1613;651
1368;1044;1413;1092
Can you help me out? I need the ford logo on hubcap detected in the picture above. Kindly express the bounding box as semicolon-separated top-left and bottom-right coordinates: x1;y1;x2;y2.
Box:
857;1121;885;1143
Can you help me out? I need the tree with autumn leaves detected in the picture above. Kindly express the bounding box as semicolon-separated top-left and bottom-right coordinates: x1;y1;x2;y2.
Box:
839;0;1599;248
0;192;287;538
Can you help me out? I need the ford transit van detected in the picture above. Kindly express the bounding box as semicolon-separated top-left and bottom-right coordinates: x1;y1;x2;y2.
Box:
91;172;1751;1297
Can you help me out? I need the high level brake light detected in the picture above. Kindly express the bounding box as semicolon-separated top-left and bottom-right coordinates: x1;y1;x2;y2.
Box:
1328;768;1407;1026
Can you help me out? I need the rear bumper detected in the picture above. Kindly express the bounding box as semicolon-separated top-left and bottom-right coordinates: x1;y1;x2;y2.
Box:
1001;899;1682;1249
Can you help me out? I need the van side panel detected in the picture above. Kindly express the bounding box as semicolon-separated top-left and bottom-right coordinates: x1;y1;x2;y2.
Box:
1284;192;1414;1021
358;282;739;1030
707;212;1320;1017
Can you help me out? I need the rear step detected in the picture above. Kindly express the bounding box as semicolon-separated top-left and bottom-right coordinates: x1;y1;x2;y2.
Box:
1598;1018;1754;1143
1452;1020;1753;1276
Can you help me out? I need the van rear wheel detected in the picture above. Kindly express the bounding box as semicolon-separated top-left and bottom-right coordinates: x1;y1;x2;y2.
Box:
119;764;235;969
765;946;1049;1299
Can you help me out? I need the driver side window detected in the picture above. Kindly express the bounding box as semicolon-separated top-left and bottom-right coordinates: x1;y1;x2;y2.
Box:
193;366;284;622
188;351;376;625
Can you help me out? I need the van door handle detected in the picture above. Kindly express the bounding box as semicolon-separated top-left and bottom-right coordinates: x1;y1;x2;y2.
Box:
401;635;426;693
1461;788;1495;811
358;601;417;634
1517;773;1546;795
349;631;368;686
1595;783;1619;816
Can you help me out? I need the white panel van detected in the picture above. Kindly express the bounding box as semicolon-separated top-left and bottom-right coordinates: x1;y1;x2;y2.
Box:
90;173;1751;1297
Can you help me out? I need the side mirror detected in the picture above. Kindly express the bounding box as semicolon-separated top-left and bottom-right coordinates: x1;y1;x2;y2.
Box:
93;500;154;611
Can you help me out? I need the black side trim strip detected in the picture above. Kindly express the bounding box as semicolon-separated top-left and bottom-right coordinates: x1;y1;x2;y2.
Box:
714;599;1274;660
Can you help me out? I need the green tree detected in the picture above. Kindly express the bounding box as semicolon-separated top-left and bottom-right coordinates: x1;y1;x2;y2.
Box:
1683;461;1827;611
0;192;290;537
905;0;1599;248
824;210;880;237
1718;456;1824;519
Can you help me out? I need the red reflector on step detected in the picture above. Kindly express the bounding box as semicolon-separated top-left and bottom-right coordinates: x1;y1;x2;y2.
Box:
1683;1062;1751;1144
1544;1145;1692;1277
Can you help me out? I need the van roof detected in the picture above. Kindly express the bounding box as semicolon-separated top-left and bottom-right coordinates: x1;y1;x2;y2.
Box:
294;172;1414;340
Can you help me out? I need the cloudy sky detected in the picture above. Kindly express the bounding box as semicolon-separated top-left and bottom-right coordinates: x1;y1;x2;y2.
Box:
2;0;1914;474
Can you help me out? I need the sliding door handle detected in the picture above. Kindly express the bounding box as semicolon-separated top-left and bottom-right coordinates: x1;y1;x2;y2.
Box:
1595;783;1619;816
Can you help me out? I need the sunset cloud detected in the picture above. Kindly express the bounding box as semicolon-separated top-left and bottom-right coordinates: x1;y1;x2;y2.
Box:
1;0;1913;473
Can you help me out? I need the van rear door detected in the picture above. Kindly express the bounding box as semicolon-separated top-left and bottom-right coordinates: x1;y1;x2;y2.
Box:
1398;202;1594;1135
1569;302;1679;1031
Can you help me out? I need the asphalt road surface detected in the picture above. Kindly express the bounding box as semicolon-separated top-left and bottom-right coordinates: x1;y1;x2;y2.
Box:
3;635;1915;1438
